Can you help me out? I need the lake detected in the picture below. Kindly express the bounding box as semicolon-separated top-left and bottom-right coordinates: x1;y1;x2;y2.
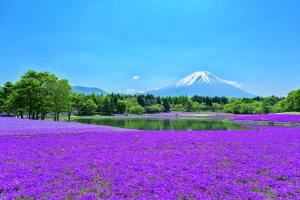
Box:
73;116;249;131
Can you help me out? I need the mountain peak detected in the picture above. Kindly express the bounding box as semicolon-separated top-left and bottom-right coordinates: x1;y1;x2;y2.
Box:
176;71;219;87
146;70;254;97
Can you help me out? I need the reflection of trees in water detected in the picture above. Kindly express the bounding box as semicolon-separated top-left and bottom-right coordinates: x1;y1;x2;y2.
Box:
76;118;247;131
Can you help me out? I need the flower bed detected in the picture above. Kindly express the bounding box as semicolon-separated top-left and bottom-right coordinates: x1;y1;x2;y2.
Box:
0;117;300;199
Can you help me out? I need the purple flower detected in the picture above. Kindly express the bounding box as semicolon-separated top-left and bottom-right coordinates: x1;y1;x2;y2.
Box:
0;117;299;199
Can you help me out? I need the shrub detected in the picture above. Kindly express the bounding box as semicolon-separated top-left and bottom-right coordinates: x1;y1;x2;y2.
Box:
116;100;127;114
128;105;144;114
145;104;163;113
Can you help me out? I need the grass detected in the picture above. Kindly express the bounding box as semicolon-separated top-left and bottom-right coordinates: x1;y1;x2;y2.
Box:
280;112;300;115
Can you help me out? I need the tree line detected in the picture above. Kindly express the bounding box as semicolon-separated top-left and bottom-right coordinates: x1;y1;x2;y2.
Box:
0;70;300;121
0;70;71;120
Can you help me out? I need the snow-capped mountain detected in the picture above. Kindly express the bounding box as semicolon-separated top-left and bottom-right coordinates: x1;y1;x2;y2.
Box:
175;71;241;87
146;71;254;97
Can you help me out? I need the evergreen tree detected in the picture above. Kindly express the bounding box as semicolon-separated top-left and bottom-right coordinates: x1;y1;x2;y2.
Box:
185;101;193;112
102;96;113;115
162;98;170;112
137;95;145;107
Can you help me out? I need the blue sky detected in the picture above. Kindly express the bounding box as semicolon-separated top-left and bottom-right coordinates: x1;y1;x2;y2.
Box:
1;0;300;96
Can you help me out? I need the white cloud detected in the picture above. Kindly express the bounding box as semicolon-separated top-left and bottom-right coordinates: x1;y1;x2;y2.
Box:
223;80;242;88
132;75;140;80
126;89;136;93
147;87;161;91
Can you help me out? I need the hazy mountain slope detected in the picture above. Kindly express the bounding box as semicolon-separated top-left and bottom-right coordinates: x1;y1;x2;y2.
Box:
72;86;106;95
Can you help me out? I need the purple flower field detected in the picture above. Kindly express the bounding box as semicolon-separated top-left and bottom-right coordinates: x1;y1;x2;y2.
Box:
1;117;300;199
0;117;123;136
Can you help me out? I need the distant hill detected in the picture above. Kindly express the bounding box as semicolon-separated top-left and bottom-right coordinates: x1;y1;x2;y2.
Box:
72;86;107;95
146;71;254;98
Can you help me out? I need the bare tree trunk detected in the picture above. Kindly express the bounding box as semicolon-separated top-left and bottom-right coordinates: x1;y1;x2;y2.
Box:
68;111;71;122
41;113;46;120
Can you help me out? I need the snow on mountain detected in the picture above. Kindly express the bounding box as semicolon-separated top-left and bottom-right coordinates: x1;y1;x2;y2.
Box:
146;71;254;97
176;71;241;88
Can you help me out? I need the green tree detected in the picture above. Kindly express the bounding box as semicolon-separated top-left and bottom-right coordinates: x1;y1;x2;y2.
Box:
38;72;58;119
11;70;60;119
0;82;14;114
172;104;185;112
128;105;144;114
72;93;85;115
71;94;97;116
145;104;163;113
274;99;287;113
137;95;145;107
185;101;193;112
116;100;127;114
14;71;41;118
224;99;242;114
67;93;77;121
4;89;27;117
49;79;72;121
124;97;139;111
192;102;207;112
83;99;98;115
251;101;262;114
162;98;170;112
240;103;254;114
212;103;224;113
286;89;300;112
261;100;272;114
102;96;113;115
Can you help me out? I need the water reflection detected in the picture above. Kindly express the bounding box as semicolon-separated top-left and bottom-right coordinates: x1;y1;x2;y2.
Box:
74;116;249;131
